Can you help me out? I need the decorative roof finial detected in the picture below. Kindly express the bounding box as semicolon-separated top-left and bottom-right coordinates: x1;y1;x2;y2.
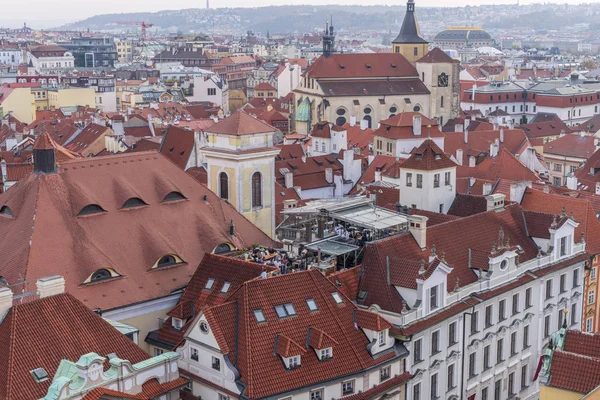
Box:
431;244;436;256
498;227;504;249
561;205;567;217
401;300;409;314
551;214;558;229
440;250;446;262
570;210;574;219
505;236;510;248
418;259;426;274
454;277;460;292
491;241;497;255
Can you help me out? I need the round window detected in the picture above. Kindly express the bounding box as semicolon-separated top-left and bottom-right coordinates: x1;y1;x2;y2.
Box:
336;108;346;116
389;106;397;113
413;105;421;112
500;260;508;271
199;321;210;334
364;107;372;114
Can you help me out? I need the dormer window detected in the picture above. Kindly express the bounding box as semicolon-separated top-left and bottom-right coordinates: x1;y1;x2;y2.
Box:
172;318;183;330
560;236;567;257
0;205;13;217
287;355;301;369
205;278;215;290
253;309;266;323
319;347;332;360
221;281;231;294
122;197;148;209
430;285;439;311
331;292;343;304
89;269;114;283
162;191;186;202
152;254;184;269
78;204;106;216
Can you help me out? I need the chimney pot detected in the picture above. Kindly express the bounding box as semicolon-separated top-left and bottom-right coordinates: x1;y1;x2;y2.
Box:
36;275;65;299
408;215;428;250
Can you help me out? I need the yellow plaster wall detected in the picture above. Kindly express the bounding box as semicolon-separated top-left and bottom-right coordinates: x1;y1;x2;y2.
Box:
209;165;238;208
117;309;172;354
1;87;35;123
392;43;429;63
240;164;273;236
540;386;582;400
48;87;96;109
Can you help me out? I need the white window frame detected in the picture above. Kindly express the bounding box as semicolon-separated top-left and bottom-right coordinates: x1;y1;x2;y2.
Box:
378;330;386;346
589;289;596;306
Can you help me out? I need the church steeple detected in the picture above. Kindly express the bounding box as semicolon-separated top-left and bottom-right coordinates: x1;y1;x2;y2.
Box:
392;0;429;63
322;16;335;58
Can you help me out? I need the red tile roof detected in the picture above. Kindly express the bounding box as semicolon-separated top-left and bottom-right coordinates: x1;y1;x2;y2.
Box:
0;293;150;400
339;372;412;400
520;188;600;255
156;253;274;347
543;134;597;159
444;128;530;166
416;47;457;63
254;82;276;91
457;149;540;182
349;155;397;194
32;132;55;150
575;148;600;192
198;269;399;399
374;112;442;140
275;155;342;190
358;204;541;313
328;266;361;300
520;120;572;139
275;143;304;161
64;123;110;154
207;110;277;135
159;126;194;170
82;378;188;400
447;193;488;217
401;139;456;171
548;349;600;394
0;151;276;311
305;53;418;79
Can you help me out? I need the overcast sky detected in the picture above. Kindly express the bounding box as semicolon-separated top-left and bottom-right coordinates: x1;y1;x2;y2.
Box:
1;0;597;28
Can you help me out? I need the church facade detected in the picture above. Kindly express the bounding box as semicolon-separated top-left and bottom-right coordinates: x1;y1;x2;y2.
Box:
292;0;459;134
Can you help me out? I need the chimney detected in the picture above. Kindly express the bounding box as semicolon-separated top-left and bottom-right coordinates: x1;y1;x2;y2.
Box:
486;193;506;212
464;129;469;144
0;159;6;182
408;215;428;250
595;138;600;152
493;120;499;131
9;122;16;131
374;167;381;182
360;119;368;130
464;118;471;132
229;220;235;236
412;115;422;136
483;182;492;195
526;147;536;172
284;171;294;188
456;149;463;165
454;122;464;133
500;128;505;143
350;116;357;127
468;156;476;168
0;286;13;320
36;275;65;298
325;167;333;184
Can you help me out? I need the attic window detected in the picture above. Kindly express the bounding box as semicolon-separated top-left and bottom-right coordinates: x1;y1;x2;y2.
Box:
0;205;13;217
153;254;184;269
391;63;397;69
31;368;49;383
274;303;296;318
253;309;266;323
122;197;148;209
205;278;215;290
214;243;232;254
339;64;345;69
306;298;318;311
78;204;106;216
90;269;113;283
162;191;186;202
331;292;343;304
221;281;231;294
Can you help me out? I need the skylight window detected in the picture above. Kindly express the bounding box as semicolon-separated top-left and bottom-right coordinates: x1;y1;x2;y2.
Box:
221;281;231;294
205;278;215;290
31;368;49;383
253;309;266;323
275;303;297;318
162;191;186;202
357;290;368;301
0;205;13;217
122;197;148;209
306;298;318;311
331;292;343;304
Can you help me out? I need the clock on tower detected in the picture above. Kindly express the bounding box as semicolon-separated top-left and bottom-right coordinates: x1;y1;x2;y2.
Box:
437;73;449;87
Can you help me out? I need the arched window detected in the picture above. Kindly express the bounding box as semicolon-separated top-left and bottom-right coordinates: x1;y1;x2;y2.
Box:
335;117;346;126
214;243;233;254
122;197;148;209
440;95;444;108
364;115;372;129
152;254;184;269
0;205;13;217
163;191;186;202
91;269;112;282
219;172;229;200
252;172;262;208
78;204;106;216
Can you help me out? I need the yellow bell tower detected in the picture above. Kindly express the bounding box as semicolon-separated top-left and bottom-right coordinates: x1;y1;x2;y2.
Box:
392;0;429;63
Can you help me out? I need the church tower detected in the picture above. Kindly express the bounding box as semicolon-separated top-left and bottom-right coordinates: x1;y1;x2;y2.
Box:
392;0;429;63
322;17;335;57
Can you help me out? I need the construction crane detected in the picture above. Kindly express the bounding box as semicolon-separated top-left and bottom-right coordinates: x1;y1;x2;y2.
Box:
115;21;154;42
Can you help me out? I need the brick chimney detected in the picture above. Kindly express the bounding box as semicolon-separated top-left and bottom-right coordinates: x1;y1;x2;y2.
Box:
408;215;428;250
36;275;65;298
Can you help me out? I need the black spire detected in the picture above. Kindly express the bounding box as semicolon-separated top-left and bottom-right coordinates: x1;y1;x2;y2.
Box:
392;0;428;44
322;16;335;57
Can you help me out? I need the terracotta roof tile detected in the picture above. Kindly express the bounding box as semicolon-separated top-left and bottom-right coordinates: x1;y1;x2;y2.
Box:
159;126;194;170
305;53;418;79
548;349;600;394
543;134;597;159
374;112;442;141
416;47;456;63
207;110;277;136
401;139;456;171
